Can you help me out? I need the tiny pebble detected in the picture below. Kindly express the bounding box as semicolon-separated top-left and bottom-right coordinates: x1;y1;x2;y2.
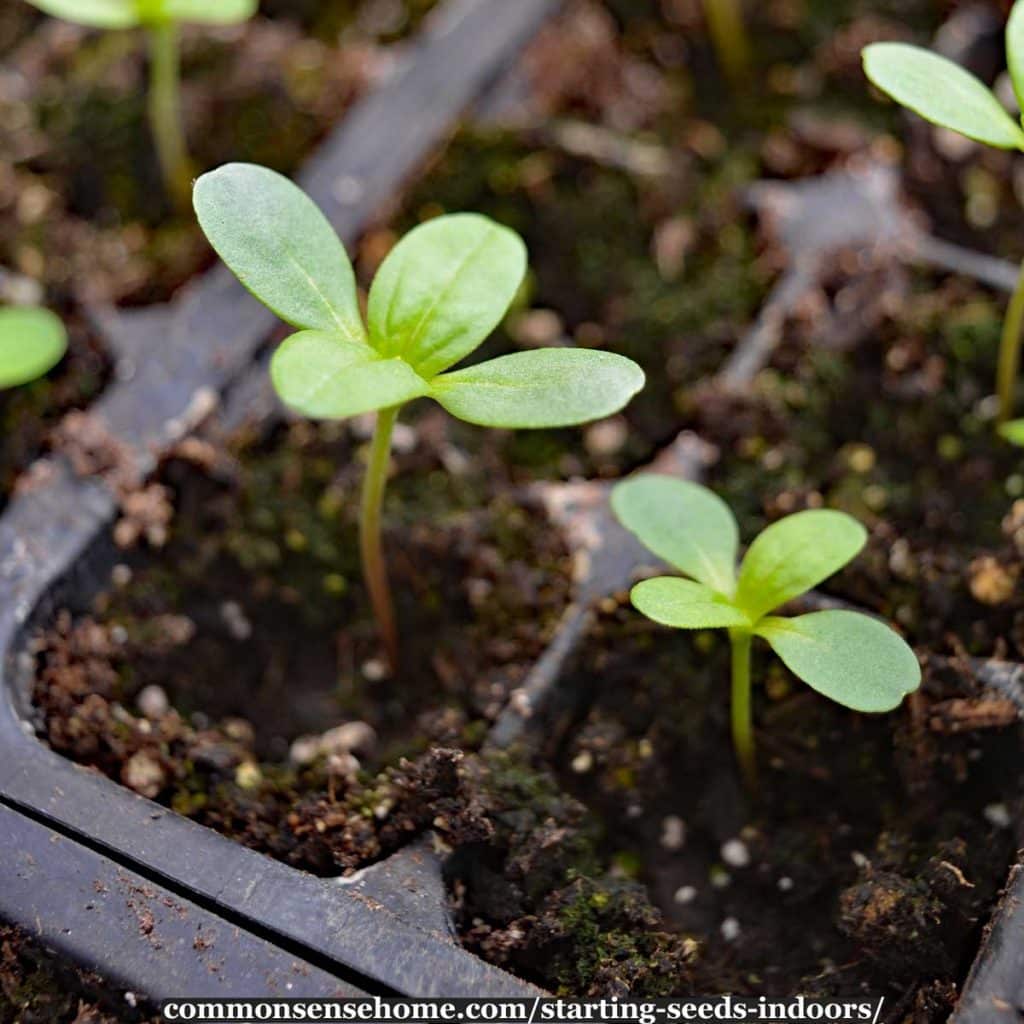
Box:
673;885;697;905
571;750;594;774
111;564;133;587
326;752;360;779
720;917;741;942
391;422;417;454
362;658;389;682
512;308;564;347
660;815;687;852
851;851;870;869
124;993;138;1009
721;838;750;868
220;601;252;641
778;876;795;892
584;417;628;458
626;803;644;819
136;684;169;719
234;761;262;790
984;803;1012;829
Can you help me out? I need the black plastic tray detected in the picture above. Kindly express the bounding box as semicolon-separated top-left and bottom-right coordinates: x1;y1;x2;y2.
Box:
2;0;1023;1010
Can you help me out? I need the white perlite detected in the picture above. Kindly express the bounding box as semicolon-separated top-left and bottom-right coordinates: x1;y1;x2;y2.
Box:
984;803;1012;829
721;838;751;868
660;815;687;851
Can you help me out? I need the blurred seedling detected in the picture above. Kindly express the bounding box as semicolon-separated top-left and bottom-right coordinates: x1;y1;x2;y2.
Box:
194;162;645;671
612;476;921;789
864;1;1024;427
24;0;258;209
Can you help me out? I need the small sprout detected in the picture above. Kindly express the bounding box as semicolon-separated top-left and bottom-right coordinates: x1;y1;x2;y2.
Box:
862;0;1024;427
24;0;258;208
0;306;68;389
612;476;921;790
194;163;645;669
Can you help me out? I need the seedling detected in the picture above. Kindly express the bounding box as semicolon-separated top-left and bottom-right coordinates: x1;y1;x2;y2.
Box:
24;0;257;209
194;163;645;670
0;306;67;389
612;476;920;789
863;1;1024;427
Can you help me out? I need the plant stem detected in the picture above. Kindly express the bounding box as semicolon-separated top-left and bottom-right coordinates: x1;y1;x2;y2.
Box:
147;20;192;211
729;629;756;791
997;257;1024;426
360;405;400;672
702;0;752;88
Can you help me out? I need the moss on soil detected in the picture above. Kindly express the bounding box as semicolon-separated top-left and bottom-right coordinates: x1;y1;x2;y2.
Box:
0;924;156;1024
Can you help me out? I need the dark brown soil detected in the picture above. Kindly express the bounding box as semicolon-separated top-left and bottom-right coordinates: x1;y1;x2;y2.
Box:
31;415;573;875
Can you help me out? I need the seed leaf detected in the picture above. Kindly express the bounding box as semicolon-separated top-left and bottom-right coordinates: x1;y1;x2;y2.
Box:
734;509;866;621
862;42;1024;149
160;0;256;23
367;214;527;379
631;578;751;630
23;0;138;27
193;164;365;343
1010;0;1024;122
270;331;428;419
430;349;644;428
0;307;68;389
611;476;739;595
756;611;921;712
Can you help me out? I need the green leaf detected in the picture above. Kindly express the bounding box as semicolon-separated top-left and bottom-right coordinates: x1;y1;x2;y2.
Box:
23;0;138;28
367;214;527;379
862;42;1024;149
194;164;365;343
0;307;68;389
611;476;739;595
734;510;866;622
631;578;751;630
430;349;644;428
270;330;428;420
1008;0;1024;115
756;611;921;712
999;418;1024;446
160;0;256;23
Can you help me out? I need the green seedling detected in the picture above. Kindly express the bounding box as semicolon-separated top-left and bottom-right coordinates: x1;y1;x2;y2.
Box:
0;306;67;389
24;0;257;209
863;1;1024;427
194;163;645;670
612;476;921;789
